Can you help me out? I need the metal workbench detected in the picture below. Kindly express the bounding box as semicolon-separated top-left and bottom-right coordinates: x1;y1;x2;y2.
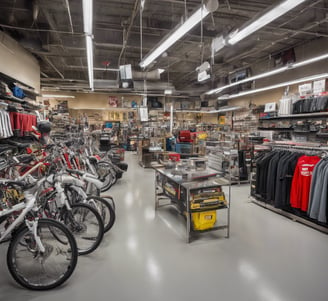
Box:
153;164;231;243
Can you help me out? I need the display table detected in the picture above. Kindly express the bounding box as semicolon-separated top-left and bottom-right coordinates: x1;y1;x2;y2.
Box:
153;164;231;243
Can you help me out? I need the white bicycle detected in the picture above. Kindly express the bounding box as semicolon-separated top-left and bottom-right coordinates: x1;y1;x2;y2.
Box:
0;178;78;290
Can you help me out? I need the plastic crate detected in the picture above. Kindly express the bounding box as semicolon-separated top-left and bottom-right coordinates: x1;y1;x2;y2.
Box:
175;143;192;154
192;211;216;230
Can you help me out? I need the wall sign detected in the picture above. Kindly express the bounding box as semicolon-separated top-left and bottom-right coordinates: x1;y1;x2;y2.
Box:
264;102;277;112
108;96;119;107
313;79;326;95
298;83;312;97
139;107;148;122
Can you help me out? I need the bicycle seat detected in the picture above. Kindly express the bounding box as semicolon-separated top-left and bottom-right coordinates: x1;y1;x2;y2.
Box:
0;144;17;154
66;168;84;176
6;140;31;150
0;179;26;187
88;156;99;164
45;144;56;150
16;154;35;164
65;141;73;147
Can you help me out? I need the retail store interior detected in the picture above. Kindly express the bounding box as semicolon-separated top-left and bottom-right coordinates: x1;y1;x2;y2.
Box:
0;0;328;300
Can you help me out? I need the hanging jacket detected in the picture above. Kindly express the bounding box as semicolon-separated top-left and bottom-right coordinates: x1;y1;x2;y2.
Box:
308;159;328;223
290;155;320;211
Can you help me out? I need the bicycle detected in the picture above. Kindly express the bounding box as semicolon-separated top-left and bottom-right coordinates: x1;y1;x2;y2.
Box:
0;178;78;290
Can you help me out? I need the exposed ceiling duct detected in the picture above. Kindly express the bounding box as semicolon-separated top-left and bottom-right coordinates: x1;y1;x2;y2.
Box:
133;81;175;92
0;0;326;94
132;69;162;81
94;79;119;89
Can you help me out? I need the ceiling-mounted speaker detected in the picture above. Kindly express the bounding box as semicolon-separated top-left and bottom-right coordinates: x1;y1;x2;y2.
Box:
206;0;219;12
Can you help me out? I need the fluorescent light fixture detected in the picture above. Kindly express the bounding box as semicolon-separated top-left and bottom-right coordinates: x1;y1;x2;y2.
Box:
82;0;94;90
141;0;146;11
216;106;242;112
174;106;243;113
164;89;173;95
86;36;94;91
293;53;328;68
139;4;210;68
221;73;328;99
42;94;75;98
82;0;93;34
228;0;307;45
206;52;328;95
94;67;119;72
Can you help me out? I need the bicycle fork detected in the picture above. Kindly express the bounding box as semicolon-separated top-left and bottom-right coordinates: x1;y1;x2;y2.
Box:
25;219;46;253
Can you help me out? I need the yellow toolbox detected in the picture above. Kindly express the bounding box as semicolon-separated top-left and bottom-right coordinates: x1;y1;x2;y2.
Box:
190;192;226;210
192;211;216;230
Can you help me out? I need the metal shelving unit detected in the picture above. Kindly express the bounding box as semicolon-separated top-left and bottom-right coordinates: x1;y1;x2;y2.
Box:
206;134;251;184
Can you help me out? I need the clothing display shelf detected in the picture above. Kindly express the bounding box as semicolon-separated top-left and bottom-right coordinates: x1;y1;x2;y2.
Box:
257;127;294;131
1;94;24;104
259;112;328;120
153;164;231;243
259;112;328;142
0;73;40;109
250;143;328;234
0;94;42;111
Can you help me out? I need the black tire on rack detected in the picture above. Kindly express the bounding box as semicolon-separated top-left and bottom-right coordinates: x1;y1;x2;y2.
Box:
86;196;116;233
7;218;78;290
62;203;104;255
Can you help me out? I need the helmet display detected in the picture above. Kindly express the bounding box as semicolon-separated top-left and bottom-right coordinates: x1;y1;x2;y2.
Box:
37;121;52;134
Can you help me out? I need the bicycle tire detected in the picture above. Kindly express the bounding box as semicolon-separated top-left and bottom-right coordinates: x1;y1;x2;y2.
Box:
86;196;116;233
7;218;78;290
64;187;113;232
62;203;104;255
100;194;116;211
97;161;116;192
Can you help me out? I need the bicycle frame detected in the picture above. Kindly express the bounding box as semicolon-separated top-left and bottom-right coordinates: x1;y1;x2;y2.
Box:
16;161;45;181
0;186;46;253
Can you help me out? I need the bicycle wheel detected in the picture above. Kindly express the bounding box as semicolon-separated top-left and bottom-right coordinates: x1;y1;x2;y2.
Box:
7;219;78;290
100;195;116;211
62;203;104;255
86;196;116;233
96;162;116;192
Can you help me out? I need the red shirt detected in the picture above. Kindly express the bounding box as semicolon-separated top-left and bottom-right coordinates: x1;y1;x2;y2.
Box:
290;155;320;211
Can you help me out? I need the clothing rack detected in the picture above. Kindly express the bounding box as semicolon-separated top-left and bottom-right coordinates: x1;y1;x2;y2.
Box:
271;145;328;155
251;144;328;234
250;197;328;234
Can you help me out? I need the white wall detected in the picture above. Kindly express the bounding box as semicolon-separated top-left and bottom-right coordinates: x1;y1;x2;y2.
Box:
0;32;40;92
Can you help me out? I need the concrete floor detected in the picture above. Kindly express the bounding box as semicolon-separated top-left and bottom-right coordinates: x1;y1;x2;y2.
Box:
1;152;328;301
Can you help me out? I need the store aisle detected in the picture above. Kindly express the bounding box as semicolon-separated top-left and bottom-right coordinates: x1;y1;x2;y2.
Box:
1;152;328;301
